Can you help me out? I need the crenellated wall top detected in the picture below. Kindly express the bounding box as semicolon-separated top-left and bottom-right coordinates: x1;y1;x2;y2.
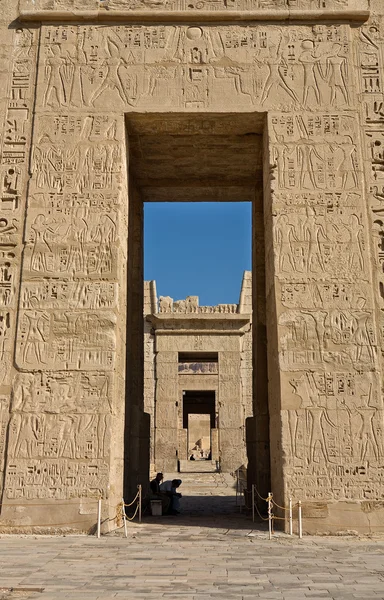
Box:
18;0;370;23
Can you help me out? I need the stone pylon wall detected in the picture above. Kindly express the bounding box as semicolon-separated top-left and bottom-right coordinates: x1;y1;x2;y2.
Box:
0;0;383;532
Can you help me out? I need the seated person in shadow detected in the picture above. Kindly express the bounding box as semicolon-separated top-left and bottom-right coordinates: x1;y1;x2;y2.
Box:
160;478;182;515
150;472;163;494
148;472;170;515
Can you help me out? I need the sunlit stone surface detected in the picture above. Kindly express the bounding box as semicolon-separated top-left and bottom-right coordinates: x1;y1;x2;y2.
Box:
0;0;383;534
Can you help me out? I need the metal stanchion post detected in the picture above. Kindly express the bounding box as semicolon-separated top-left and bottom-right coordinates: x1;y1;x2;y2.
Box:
252;484;255;523
289;497;293;536
97;498;102;539
268;493;272;540
122;497;128;539
138;485;142;523
298;500;303;539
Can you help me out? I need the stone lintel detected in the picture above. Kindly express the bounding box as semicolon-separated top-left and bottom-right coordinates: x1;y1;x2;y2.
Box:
18;9;370;24
151;329;249;336
147;314;251;334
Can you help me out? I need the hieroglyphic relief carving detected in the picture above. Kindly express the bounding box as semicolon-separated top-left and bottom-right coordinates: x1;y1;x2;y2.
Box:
274;209;366;280
20;114;120;281
7;412;110;460
0;312;12;384
269;98;379;503
270;113;360;192
12;371;112;414
356;18;384;389
1;2;384;526
24;210;117;279
0;28;38;392
0;248;16;310
283;370;384;500
31;114;121;193
1;29;36;218
19;0;368;13
279;308;377;371
0;26;39;501
6;41;124;500
3;370;112;499
280;281;372;310
21;0;99;10
5;460;109;500
21;281;117;310
35;24;353;112
16;310;116;370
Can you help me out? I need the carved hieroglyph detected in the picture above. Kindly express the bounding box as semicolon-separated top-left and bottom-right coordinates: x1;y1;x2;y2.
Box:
18;0;369;14
0;0;383;532
30;23;358;112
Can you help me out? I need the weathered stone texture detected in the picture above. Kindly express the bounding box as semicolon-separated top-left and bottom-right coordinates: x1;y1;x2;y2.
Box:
0;0;383;533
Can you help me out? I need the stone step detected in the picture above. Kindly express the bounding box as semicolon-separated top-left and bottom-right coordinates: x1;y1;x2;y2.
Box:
164;472;237;493
179;459;218;473
161;472;241;515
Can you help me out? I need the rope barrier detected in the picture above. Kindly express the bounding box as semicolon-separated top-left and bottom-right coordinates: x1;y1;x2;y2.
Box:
123;491;140;507
271;499;290;511
244;486;303;538
124;503;140;522
253;500;270;522
120;485;142;535
0;486;144;535
253;487;270;502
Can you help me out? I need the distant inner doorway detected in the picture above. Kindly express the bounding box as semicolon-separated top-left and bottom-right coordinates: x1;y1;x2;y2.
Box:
183;390;216;461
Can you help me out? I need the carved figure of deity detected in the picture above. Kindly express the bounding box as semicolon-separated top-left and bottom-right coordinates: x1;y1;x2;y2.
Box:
43;45;67;107
22;311;49;365
90;39;137;107
258;31;300;106
325;43;349;106
299;39;322;104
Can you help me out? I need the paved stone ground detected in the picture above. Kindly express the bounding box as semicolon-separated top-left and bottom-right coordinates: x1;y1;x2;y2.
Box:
1;514;384;600
1;478;383;599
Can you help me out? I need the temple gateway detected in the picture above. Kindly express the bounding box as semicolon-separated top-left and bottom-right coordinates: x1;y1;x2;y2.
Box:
0;0;384;533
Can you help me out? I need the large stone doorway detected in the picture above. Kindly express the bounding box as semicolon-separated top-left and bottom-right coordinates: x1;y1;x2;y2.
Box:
126;113;270;502
1;5;383;533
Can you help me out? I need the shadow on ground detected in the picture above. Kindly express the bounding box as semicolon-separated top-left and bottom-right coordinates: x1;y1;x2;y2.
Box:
125;494;271;532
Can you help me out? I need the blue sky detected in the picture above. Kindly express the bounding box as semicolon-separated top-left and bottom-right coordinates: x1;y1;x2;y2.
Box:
144;202;252;306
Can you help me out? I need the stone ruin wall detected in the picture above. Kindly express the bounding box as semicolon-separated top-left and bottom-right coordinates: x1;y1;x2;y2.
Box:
0;0;383;532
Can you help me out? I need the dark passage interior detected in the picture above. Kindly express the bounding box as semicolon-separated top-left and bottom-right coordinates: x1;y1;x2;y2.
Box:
183;391;216;430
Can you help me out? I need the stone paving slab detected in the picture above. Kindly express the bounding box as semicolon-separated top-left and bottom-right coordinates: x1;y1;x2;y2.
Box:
0;519;384;600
